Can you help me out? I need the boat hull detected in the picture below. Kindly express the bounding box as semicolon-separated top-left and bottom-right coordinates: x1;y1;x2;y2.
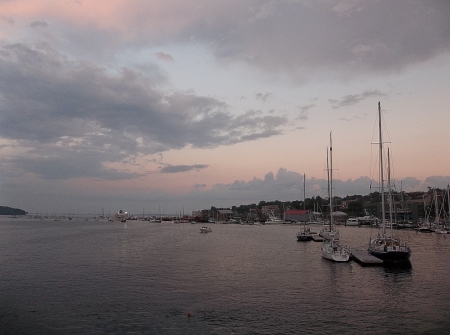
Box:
368;248;411;263
321;250;350;262
345;219;359;226
297;234;312;241
321;241;350;262
368;236;411;263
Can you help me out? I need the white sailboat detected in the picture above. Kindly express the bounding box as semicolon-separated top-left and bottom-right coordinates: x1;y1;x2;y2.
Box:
321;132;351;262
368;102;411;263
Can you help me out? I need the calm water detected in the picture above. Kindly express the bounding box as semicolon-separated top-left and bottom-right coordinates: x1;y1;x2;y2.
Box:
1;218;449;334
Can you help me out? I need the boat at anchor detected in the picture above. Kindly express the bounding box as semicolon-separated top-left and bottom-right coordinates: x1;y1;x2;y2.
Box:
368;102;411;264
200;226;212;233
321;132;350;262
296;224;313;241
115;210;129;222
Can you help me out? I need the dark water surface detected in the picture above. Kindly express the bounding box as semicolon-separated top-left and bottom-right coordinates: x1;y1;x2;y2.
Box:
1;219;449;334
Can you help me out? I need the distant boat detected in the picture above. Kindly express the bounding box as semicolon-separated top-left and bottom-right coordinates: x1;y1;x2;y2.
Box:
115;210;129;222
345;217;359;226
264;212;284;224
396;221;415;229
358;213;378;227
296;224;313;241
200;226;212;233
368;102;411;263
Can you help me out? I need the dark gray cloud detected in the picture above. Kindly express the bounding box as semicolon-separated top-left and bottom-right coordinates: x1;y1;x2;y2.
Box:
30;20;48;28
0;43;288;180
193;183;207;190
329;90;386;109
180;1;450;77
160;164;208;173
296;104;314;120
154;52;175;62
12;154;139;181
13;2;449;82
255;92;273;102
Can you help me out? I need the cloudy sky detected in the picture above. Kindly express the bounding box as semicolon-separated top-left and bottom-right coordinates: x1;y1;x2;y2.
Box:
1;0;449;215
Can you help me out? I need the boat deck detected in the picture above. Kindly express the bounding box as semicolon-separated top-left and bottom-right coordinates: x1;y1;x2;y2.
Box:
351;249;383;266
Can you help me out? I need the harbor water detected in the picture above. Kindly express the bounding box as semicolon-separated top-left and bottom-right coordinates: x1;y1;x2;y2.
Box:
1;218;449;334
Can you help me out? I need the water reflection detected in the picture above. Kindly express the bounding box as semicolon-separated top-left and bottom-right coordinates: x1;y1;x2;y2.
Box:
1;220;450;334
383;260;412;271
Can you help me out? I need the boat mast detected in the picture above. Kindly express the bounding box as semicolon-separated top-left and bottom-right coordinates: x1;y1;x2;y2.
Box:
329;132;333;229
303;173;306;210
448;184;450;224
387;147;393;236
378;102;386;236
434;188;439;224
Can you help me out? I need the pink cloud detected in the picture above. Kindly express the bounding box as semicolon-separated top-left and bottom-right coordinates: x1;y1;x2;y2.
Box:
0;0;228;40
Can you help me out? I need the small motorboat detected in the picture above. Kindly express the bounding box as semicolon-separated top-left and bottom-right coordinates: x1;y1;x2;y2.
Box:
200;226;212;233
296;224;313;241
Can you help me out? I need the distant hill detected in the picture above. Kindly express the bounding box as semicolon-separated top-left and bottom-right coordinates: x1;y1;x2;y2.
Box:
0;206;28;215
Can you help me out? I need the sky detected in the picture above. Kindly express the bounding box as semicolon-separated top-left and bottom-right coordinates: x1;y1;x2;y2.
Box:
1;0;450;216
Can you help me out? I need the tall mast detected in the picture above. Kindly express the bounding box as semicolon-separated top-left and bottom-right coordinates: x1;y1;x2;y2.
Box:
434;189;439;224
378;102;386;235
303;173;306;210
387;147;393;236
326;146;330;228
448;184;450;222
329;132;333;229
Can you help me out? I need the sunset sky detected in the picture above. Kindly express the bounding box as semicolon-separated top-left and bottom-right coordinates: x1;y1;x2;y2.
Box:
1;0;449;215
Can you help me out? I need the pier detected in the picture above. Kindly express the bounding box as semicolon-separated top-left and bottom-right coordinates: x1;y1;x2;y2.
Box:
311;235;324;242
351;249;383;266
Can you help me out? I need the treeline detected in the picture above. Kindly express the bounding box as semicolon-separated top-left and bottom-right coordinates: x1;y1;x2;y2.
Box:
0;206;28;215
229;189;448;217
231;195;354;216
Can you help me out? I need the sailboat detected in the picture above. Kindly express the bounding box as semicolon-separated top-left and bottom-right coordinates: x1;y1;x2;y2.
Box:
368;102;411;263
321;132;351;262
430;189;447;234
297;224;313;241
319;145;334;240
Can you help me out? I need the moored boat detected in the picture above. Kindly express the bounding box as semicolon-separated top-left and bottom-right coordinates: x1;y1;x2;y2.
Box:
321;233;351;262
296;224;313;241
115;210;129;222
200;226;212;233
264;216;284;224
368;103;411;264
345;217;359;226
321;132;350;262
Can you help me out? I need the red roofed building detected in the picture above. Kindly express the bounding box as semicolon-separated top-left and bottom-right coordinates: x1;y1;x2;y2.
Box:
284;210;309;223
